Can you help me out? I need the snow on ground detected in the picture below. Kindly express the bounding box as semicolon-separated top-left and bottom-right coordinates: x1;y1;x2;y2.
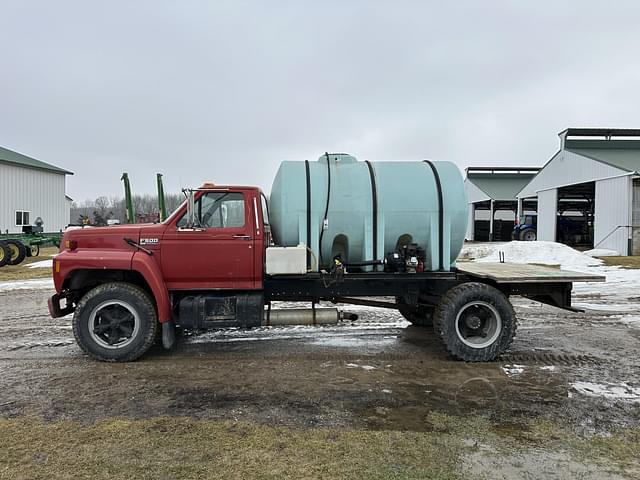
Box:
0;278;53;292
465;241;601;270
463;241;640;312
28;259;53;269
571;381;640;403
583;249;620;257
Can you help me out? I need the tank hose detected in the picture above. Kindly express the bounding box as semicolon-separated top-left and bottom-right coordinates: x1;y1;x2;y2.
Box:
318;152;331;266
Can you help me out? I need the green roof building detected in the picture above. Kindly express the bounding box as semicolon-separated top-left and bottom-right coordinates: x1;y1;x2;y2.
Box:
0;146;73;233
517;128;640;255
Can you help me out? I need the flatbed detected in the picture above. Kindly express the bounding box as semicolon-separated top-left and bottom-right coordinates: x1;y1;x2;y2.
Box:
456;262;606;284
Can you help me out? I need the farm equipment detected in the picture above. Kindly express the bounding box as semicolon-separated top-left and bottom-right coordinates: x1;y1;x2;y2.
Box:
48;153;604;363
512;215;538;241
120;172;167;224
0;223;61;267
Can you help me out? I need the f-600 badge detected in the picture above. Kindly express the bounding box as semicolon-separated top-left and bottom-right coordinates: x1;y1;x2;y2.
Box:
140;238;159;245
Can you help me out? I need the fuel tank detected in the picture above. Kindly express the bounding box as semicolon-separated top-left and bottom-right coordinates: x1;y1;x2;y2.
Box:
269;153;467;272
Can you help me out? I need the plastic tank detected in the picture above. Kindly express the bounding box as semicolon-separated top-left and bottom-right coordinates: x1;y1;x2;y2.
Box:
269;153;468;272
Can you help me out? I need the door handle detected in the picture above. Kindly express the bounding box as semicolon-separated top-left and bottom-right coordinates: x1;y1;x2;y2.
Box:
233;234;252;240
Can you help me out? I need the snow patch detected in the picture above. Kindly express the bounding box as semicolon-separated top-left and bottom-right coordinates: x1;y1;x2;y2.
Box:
345;363;376;371
572;381;640;402
467;241;601;270
502;364;525;376
583;248;620;257
0;278;53;292
28;259;53;269
540;366;557;372
620;315;640;328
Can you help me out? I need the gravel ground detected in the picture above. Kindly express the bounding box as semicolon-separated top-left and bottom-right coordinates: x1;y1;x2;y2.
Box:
0;286;638;433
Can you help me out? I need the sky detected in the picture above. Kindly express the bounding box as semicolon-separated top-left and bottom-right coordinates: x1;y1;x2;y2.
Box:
2;1;640;202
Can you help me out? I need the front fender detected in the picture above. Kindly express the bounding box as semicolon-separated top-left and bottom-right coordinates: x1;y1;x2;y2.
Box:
131;252;172;323
53;250;134;292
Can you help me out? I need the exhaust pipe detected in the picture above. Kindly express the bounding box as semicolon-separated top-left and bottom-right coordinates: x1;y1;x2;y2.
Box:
262;308;358;326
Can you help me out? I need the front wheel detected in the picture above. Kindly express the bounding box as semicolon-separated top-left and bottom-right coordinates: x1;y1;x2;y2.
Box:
433;283;517;362
72;282;159;362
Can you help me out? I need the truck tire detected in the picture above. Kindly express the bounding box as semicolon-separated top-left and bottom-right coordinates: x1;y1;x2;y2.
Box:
433;282;516;362
0;242;10;267
396;297;434;327
72;282;159;362
519;229;536;241
6;240;27;265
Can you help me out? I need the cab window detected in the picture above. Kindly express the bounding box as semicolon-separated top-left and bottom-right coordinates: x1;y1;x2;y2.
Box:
177;192;245;228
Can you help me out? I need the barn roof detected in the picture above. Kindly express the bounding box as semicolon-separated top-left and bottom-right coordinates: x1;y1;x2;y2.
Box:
465;168;539;201
0;146;73;175
566;147;640;173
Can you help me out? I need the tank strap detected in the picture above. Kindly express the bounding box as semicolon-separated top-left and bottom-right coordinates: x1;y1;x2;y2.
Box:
423;160;444;271
364;160;378;267
304;160;311;270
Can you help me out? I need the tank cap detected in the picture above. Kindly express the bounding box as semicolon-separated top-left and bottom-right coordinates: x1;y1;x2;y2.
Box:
318;153;357;164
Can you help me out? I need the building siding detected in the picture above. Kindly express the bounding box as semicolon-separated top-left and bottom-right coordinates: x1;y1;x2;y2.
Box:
594;176;632;255
633;179;640;255
518;150;626;198
0;162;69;233
537;189;557;241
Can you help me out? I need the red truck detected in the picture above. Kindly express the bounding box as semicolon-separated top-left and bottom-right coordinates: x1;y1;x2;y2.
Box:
48;182;602;363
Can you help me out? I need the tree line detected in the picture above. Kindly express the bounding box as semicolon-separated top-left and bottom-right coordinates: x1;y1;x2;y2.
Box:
71;193;184;226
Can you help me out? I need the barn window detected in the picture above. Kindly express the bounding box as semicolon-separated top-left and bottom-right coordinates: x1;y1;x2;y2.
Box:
15;211;30;226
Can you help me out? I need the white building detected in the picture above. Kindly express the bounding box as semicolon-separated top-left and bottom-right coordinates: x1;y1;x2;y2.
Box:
517;129;640;255
0;146;73;234
465;167;540;241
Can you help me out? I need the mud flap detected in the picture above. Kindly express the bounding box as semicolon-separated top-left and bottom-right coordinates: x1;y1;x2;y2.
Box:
162;321;176;350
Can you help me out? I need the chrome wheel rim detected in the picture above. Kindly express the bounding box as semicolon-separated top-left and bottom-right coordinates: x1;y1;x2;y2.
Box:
88;300;140;349
455;301;502;349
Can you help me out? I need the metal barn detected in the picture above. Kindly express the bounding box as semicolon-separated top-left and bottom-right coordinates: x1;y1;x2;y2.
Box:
0;146;73;234
517;128;640;255
465;167;540;241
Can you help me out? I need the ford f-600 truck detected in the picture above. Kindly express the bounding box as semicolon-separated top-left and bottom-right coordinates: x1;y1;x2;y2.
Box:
48;154;603;362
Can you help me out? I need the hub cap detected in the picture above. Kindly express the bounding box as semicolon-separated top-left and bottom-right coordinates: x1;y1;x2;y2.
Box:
455;301;502;349
88;300;140;349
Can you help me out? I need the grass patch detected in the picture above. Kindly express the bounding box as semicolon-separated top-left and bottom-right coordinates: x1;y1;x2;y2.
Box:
0;247;57;282
599;256;640;269
0;415;638;479
0;417;466;480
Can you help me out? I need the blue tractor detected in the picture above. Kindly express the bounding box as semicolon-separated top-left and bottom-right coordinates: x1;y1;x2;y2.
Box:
512;215;537;241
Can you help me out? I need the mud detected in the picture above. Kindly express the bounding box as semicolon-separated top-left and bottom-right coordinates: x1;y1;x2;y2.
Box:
0;288;639;436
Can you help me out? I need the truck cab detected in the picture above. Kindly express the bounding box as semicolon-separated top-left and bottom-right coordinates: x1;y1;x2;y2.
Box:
49;185;270;361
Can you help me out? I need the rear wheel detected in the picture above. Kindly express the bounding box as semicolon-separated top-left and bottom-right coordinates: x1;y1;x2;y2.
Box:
433;282;516;362
73;282;159;362
0;242;10;267
6;240;27;265
520;229;536;241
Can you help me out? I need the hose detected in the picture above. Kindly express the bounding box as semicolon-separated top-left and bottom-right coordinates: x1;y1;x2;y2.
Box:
318;152;331;266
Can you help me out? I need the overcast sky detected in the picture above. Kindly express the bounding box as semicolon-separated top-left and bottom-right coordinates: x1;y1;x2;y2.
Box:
2;1;640;201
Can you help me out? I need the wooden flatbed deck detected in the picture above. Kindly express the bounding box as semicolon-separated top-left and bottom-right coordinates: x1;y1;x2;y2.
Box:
456;262;606;284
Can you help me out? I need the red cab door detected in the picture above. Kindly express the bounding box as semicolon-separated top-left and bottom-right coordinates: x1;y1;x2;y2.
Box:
161;190;256;290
